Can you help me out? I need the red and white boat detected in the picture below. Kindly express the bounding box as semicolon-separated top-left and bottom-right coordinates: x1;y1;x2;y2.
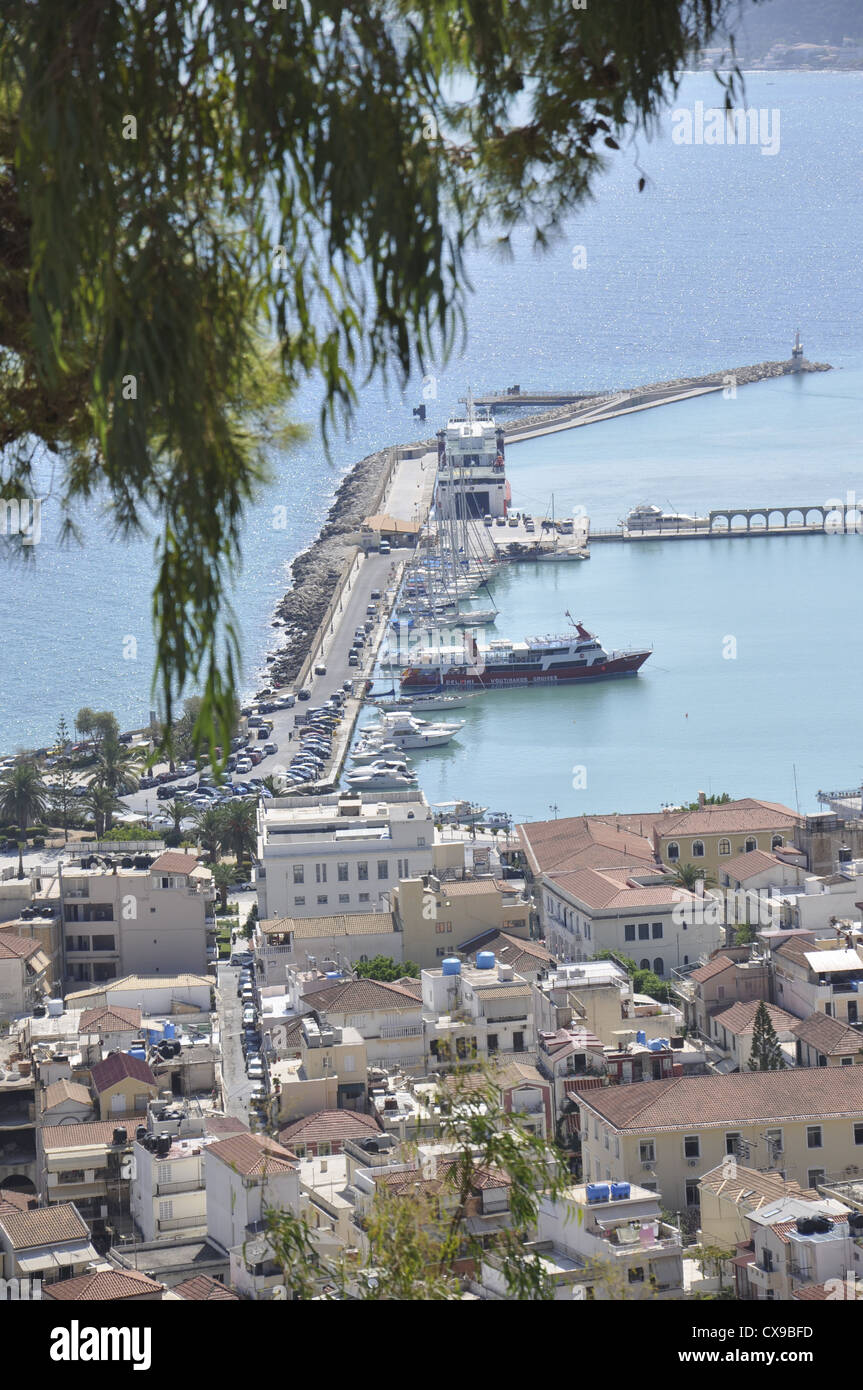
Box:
400;617;651;692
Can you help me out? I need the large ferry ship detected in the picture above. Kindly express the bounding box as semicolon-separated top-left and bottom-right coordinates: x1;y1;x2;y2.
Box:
400;617;651;691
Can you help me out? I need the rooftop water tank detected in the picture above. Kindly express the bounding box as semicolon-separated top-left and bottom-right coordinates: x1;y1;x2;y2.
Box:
128;1046;146;1060
112;1127;128;1147
586;1183;610;1204
636;1030;646;1045
163;1022;176;1040
46;997;64;1017
476;951;495;970
442;957;461;976
611;1182;631;1200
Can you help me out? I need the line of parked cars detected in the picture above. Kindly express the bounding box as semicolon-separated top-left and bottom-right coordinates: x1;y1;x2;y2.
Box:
281;695;348;788
237;961;267;1102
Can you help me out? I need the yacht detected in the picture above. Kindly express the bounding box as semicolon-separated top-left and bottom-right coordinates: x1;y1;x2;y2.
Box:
346;762;418;790
366;711;465;748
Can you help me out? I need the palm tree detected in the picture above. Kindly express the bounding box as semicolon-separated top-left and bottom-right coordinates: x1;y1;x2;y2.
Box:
163;798;192;833
193;805;227;863
84;784;123;838
220;800;258;865
90;736;143;795
0;760;49;878
212;861;237;912
669;862;716;892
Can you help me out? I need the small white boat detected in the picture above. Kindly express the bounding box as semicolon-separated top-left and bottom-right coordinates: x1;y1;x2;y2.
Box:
346;762;418;790
368;712;465;749
350;738;403;764
434;799;488;824
374;693;475;713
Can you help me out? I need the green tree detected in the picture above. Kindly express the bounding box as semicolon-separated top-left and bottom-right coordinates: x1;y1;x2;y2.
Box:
0;759;48;877
219;800;257;865
669;862;717;892
162;798;192;834
684;793;731;810
90;735;142;796
0;0;744;754
49;715;79;843
83;783;123;838
192;806;227;863
212;861;237;913
747;999;784;1071
353;955;419;982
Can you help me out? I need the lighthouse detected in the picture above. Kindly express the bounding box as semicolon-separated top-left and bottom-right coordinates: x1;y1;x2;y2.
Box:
791;328;804;368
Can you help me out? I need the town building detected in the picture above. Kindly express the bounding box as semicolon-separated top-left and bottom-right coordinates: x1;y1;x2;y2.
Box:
256;911;400;986
41;1266;165;1302
532;958;683;1046
271;1018;368;1124
421;956;534;1068
0;933;50;1016
649;798;803;879
0;1198;100;1285
391;873;531;968
698;1163;819;1247
709;999;798;1071
38;1120;133;1231
204;1131;300;1300
278;1109;384;1158
739;1195;860;1301
293;975;425;1073
574;1068;863;1213
771;932;863;1025
791;1012;863;1068
672;948;773;1039
89;1052;160;1121
256;790;436;921
64;973;213;1025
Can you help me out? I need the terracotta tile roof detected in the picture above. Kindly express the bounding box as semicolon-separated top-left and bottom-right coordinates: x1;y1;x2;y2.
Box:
0;1188;38;1215
301;977;421;1013
547;864;696;912
261;912;394;939
465;983;530;1001
712;1000;798;1036
43;1268;164;1301
377;1156;510;1196
437;879;507;897
0;1202;89;1250
791;1011;863;1056
149;851;200;874
0;932;42;960
279;1110;382;1146
698;1164;814;1207
79;1005;142;1034
206;1131;298;1176
722;849;788;881
444;1061;547;1094
793;1279;861;1300
43;1079;93;1111
688;954;737;984
517;816;658;876
653;799;800;838
205;1114;250;1137
173;1274;239;1301
41;1120;130;1151
574;1068;863;1132
770;1215;849;1245
90;1052;157;1093
393;977;422;998
775;935;820;971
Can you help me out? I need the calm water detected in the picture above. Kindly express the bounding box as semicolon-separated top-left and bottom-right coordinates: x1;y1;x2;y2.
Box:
3;71;862;820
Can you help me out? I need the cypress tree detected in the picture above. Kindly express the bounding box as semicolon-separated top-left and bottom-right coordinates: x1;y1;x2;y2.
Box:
747;1000;784;1071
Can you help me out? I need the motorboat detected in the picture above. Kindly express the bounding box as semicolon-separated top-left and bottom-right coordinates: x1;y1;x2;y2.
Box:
346;762;418;790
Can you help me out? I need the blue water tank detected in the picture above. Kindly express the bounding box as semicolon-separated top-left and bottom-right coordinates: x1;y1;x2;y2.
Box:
476;951;496;970
128;1046;146;1060
648;1037;668;1052
636;1030;646;1045
442;957;462;976
146;1029;160;1046
611;1182;631;1200
586;1183;610;1204
325;971;341;980
163;1022;176;1040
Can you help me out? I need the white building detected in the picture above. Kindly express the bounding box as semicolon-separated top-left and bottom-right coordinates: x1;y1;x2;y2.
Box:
422;955;535;1067
744;1196;859;1301
204;1131;300;1300
256;791;435;921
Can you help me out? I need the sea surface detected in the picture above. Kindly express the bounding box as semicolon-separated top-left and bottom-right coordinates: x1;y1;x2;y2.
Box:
3;71;862;819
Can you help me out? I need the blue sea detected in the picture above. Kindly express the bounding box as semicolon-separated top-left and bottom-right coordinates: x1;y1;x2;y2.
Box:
3;72;862;819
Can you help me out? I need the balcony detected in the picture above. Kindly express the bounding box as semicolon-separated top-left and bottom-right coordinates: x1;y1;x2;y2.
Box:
379;1023;423;1040
157;1215;207;1233
156;1178;202;1196
748;1261;780;1288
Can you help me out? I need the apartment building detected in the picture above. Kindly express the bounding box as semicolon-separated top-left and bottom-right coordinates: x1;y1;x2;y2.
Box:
256;911;400;986
772;933;863;1025
575;1068;863;1213
271;1017;368;1124
741;1196;861;1301
391;873;531;969
0;933;50;1016
204;1131;300;1300
532;959;682;1046
0;1198;100;1285
672;949;773;1038
256;790;435;921
422;956;534;1069
56;852;213;986
0;904;62;994
38;1120;133;1230
295;975;425;1072
709;1000;798;1071
698;1163;820;1247
791;1012;863;1068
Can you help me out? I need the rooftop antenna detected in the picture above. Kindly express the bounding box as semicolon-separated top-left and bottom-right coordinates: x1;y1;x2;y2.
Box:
466;385;475;425
792;764;800;817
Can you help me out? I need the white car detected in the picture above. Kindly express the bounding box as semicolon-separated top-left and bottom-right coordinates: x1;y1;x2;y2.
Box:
247;1059;264;1080
242;1007;257;1025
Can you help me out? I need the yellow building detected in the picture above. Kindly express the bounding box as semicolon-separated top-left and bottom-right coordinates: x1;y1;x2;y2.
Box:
391;874;531;969
89;1052;159;1121
651;797;802;880
575;1068;863;1214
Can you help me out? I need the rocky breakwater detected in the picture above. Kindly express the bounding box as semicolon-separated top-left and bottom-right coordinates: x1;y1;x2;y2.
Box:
261;446;394;693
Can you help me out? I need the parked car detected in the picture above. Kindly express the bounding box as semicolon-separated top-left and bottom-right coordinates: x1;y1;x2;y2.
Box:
348;652;359;666
242;1008;257;1025
342;679;353;692
495;515;506;527
370;589;382;600
483;514;493;526
263;742;278;755
248;749;264;766
297;688;312;700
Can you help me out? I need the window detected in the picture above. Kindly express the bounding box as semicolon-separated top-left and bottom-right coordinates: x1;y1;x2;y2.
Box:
337;862;349;882
639;1141;655;1163
627;1267;645;1284
653;958;664;976
158;1163;172;1184
293;865;304;885
318;1141;332;1156
359;893;370;904
772;835;783;850
435;922;453;934
806;1125;823;1149
667;842;679;861
692;840;705;858
761;1248;774;1272
487;1034;498;1054
684;1135;700;1159
726;1132;741;1156
603;1129;609;1150
91;934;116;951
718;839;731;856
639;959;650;971
808;1168;825;1188
292;1144;306;1158
613;1137;620;1158
651;922;663;939
854;1123;863;1146
685;1181;700;1207
357;862;369;880
315;863;327;884
339;894;350;905
377;860;389;880
397;858;409;878
417;836;426;847
638;923;650;941
317;895;328;906
158;1201;173;1220
745;837;757;852
625;925;636;942
294;896;305;907
765;1129;783;1157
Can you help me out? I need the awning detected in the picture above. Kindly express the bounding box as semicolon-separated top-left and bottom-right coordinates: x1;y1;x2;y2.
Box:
16;1241;99;1272
713;1057;739;1075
